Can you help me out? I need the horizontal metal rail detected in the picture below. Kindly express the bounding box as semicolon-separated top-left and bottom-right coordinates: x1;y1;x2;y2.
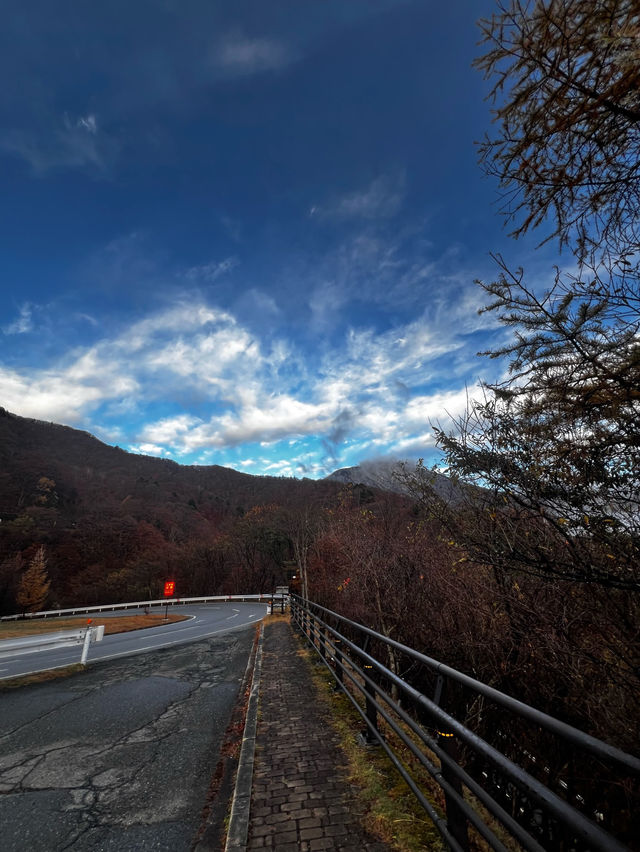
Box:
0;629;87;658
0;624;105;666
301;598;639;777
0;594;284;622
291;595;638;852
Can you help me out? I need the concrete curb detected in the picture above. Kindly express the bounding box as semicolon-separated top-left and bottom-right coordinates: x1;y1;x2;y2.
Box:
224;622;264;851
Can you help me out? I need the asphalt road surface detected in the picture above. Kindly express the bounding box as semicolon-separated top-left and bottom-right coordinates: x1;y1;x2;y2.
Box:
0;620;258;851
0;603;266;680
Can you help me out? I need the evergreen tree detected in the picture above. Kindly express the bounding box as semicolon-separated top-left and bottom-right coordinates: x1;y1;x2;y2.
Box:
475;0;640;261
16;546;51;614
420;1;640;592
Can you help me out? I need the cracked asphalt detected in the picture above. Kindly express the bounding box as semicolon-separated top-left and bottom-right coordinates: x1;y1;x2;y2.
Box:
0;626;256;851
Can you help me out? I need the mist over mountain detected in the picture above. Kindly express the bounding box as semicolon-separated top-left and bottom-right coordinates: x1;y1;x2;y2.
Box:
325;458;468;504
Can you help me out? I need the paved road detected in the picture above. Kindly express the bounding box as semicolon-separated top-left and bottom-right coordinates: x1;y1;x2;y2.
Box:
0;624;257;851
0;603;266;680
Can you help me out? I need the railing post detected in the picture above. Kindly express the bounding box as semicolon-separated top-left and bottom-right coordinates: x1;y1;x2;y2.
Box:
357;636;379;745
308;609;316;647
434;675;469;852
318;624;327;660
363;665;379;743
333;638;344;691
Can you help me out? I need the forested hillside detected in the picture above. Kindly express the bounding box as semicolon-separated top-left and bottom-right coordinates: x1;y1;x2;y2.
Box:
0;407;346;611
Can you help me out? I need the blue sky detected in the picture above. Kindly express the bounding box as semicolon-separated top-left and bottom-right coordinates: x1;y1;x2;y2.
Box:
1;0;549;478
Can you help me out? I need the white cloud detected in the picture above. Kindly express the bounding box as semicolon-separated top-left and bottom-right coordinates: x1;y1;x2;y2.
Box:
308;282;349;332
262;459;293;472
185;257;239;282
77;114;97;134
139;414;201;446
3;303;33;334
311;172;406;221
213;34;291;76
0;288;500;472
0;112;117;175
0;363;138;425
235;288;282;323
129;443;173;458
403;387;474;428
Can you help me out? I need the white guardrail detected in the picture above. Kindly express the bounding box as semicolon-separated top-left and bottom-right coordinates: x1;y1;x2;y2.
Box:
0;624;105;666
0;593;286;622
0;594;286;668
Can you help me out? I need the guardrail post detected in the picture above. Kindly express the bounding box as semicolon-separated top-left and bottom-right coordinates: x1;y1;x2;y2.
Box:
434;675;469;852
80;628;92;665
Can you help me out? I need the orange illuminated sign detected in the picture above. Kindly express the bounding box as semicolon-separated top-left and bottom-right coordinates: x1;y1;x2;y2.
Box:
163;580;176;597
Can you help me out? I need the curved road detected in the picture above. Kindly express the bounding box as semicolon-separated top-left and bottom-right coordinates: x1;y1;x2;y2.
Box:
0;602;267;680
0;616;261;851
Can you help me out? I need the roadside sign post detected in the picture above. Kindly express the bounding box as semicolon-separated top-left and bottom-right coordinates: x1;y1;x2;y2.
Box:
275;586;289;613
163;580;176;620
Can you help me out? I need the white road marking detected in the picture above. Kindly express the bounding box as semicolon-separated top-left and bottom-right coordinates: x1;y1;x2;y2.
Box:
94;622;255;662
0;608;266;679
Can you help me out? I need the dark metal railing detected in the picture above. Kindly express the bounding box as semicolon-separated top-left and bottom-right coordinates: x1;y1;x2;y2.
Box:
290;595;640;852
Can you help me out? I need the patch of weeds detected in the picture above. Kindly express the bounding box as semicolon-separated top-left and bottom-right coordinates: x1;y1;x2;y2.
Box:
0;663;85;690
262;610;290;626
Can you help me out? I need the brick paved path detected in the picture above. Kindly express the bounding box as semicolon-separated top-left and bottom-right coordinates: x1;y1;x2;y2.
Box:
246;619;391;851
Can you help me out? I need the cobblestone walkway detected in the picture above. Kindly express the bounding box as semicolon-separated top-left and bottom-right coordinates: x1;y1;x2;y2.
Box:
247;619;391;851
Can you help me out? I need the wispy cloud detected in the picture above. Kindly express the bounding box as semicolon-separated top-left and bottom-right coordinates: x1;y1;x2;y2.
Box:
0;112;117;175
0;286;498;473
212;34;292;76
184;257;239;282
3;303;33;335
310;172;406;221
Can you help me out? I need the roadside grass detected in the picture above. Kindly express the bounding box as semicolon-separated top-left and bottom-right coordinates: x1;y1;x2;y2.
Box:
296;632;446;852
0;663;85;690
0;613;189;639
261;610;290;626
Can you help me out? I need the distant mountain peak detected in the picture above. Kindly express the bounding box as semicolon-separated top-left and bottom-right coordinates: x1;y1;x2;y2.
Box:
325;459;468;503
